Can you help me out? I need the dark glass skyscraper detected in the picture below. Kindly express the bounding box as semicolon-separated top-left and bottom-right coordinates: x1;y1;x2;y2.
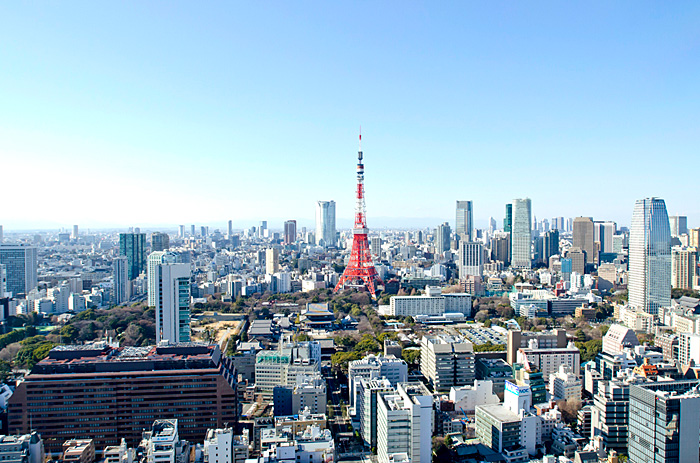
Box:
504;204;512;233
119;233;146;279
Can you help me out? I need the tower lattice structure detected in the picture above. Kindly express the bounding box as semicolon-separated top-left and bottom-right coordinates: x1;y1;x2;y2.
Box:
335;133;383;298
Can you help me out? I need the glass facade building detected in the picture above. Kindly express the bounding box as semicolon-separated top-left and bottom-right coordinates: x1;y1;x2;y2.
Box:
455;200;473;241
511;198;532;269
0;245;37;297
119;233;147;280
628;198;672;315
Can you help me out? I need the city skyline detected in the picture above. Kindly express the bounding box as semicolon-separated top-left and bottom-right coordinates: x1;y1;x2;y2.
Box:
2;3;699;228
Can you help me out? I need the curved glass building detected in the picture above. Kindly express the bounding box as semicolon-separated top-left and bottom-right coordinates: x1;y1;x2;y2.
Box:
628;197;671;315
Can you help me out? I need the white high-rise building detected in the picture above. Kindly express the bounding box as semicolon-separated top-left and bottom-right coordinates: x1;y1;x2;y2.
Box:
455;201;473;241
72;225;79;240
628;198;672;315
458;241;483;278
148;252;191;343
376;383;433;463
315;201;336;247
113;256;130;306
511;198;532;269
266;248;279;275
669;216;688;237
594;221;617;254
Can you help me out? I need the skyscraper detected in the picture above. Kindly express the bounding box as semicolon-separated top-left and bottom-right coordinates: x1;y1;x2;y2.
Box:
0;225;3;243
672;247;697;290
119;233;147;280
510;198;532;269
594;221;617;254
151;232;170;252
669;215;688;237
629;197;672;315
543;229;559;263
178;225;185;238
455;200;473;241
315;201;336;247
258;221;267;238
227;220;233;238
435;222;451;254
458;241;483;278
284;220;297;245
112;256;130;306
504;204;513;233
148;252;191;343
0;244;38;297
191;224;196;236
265;248;279;275
72;225;79;240
573;217;595;266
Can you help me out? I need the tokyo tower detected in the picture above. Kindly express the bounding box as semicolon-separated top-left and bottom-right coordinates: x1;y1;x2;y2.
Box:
335;132;383;298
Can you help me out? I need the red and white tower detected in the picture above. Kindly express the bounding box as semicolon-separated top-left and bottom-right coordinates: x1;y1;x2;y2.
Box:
335;132;383;298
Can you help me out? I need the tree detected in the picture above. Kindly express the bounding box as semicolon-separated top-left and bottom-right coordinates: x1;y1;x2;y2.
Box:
354;335;380;354
575;329;586;342
331;351;361;372
402;349;421;366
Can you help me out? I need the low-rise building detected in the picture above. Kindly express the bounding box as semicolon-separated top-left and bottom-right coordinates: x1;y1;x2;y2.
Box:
61;440;94;463
389;286;471;317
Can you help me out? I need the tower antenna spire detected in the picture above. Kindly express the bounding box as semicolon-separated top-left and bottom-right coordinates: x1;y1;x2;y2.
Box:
335;130;383;299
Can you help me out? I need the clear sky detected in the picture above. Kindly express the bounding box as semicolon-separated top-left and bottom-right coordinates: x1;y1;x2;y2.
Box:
2;2;699;231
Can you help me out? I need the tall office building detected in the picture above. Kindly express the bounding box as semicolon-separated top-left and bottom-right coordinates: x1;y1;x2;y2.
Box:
504;204;513;233
543;229;559;263
491;233;510;266
0;245;38;297
672;247;697;290
112;256;130;306
119;233;147;280
178;225;185;238
455;201;473;241
0;225;3;243
227;220;233;238
458;241;483;278
376;383;432;463
628;198;672;315
0;264;6;297
284;220;297;245
669;215;688;237
594;221;616;254
628;380;700;463
315;201;336;247
201;226;208;237
511;198;532;269
420;335;475;391
435;222;451;255
265;248;279;275
191;224;196;236
148;252;191;343
258;221;267;239
573;217;595;265
151;232;170;252
71;225;79;240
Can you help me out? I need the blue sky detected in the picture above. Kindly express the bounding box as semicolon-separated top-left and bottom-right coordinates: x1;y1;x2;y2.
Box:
1;2;699;231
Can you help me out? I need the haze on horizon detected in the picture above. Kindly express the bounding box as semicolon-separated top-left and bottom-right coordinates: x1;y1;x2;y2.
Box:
1;2;699;231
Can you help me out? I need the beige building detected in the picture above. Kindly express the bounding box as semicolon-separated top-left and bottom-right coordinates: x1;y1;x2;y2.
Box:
420;335;474;391
573;217;595;265
672;246;697;290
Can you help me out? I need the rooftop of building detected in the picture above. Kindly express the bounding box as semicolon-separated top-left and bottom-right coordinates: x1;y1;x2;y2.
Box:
152;420;177;438
476;403;520;423
29;342;220;375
